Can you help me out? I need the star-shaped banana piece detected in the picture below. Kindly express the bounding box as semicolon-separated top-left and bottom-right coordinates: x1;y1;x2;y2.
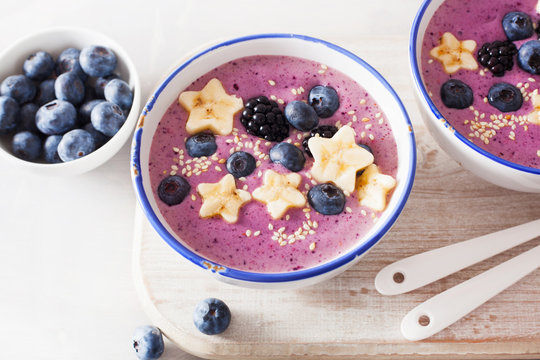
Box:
308;125;374;194
178;78;243;136
252;170;306;220
430;32;478;74
527;93;540;125
357;164;396;212
197;173;251;223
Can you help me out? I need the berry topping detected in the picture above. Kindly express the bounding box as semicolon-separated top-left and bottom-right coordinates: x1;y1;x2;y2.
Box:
57;129;95;162
157;175;191;206
226;151;256;178
12;131;41;161
284;100;319;131
185;132;217;158
487;82;522;112
193;298;231;335
518;40;540;74
132;325;164;360
308;183;346;215
308;85;340;118
269;142;306;172
502;11;533;41
477;40;517;77
440;79;474;109
302;125;338;157
240;95;288;141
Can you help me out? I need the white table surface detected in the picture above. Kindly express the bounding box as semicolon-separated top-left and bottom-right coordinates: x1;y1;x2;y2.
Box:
0;0;423;358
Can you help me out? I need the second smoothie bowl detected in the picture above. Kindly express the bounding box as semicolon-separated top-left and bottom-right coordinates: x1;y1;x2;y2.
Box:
131;34;416;288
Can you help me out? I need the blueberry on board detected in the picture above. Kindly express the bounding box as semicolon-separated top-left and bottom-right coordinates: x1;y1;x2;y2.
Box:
284;100;319;131
79;45;117;77
487;82;523;112
0;95;20;134
502;11;533;41
35;79;56;106
12;131;41;161
157;175;191;206
79;99;105;124
0;74;36;104
23;51;54;81
92;73;119;98
35;100;77;135
55;47;87;80
518;40;540;74
440;79;473;109
308;85;340;118
193;298;231;335
269;142;305;172
186;132;217;158
226;151;256;178
308;183;346;215
43;135;63;163
83;122;109;149
90;101;125;137
104;78;133;111
19;103;39;132
55;71;85;105
57;129;95;162
132;325;164;360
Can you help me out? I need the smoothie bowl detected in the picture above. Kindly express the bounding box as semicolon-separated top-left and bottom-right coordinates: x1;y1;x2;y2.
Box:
411;0;540;192
131;34;415;288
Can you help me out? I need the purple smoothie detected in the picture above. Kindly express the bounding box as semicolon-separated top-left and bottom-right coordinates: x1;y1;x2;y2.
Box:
148;55;398;273
421;0;540;169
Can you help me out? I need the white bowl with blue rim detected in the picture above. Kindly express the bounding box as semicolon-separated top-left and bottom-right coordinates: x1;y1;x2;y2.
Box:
131;34;416;289
410;0;540;193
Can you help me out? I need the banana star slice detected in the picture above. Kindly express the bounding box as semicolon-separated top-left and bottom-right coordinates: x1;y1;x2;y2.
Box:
308;125;374;194
357;164;396;212
252;170;306;220
197;173;251;223
430;32;478;74
178;78;243;136
527;93;540;125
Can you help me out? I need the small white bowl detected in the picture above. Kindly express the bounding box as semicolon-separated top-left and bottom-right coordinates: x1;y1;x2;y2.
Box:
0;27;141;176
410;0;540;193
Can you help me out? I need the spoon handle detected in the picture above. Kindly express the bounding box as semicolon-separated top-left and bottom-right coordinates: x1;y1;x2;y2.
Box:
400;243;540;341
375;219;540;295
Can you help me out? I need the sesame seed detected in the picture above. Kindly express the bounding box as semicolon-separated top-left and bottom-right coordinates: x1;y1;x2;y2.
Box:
375;112;381;118
268;80;276;86
347;110;355;115
428;59;433;64
537;150;540;157
360;99;366;105
320;64;328;70
365;124;372;130
214;166;222;172
280;241;287;247
368;134;375;140
173;147;180;153
170;170;177;176
479;69;485;76
265;142;271;146
291;88;297;95
191;194;196;201
186;159;192;164
308;230;316;235
303;223;310;231
309;242;316;251
246;230;252;237
297;133;302;139
277;99;284;104
256;160;261;167
318;69;325;74
264;155;270;160
218;158;226;164
229;147;235;154
346;206;352;213
278;226;285;233
517;82;523;88
254;230;261;237
239;177;247;182
361;209;367;216
243;185;248;190
312;221;318;229
305;213;311;220
360;131;366;138
181;168;187;175
352;115;358;122
270;95;277;100
299;86;305;92
311;179;317;185
285;214;290;221
288;239;296;245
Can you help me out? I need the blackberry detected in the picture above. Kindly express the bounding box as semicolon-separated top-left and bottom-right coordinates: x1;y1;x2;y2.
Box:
302;125;338;157
240;96;288;142
477;40;518;77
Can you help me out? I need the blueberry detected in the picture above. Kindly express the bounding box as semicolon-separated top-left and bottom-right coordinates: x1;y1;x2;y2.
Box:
226;151;256;178
79;99;105;124
0;75;36;104
83;122;109;149
104;78;133;111
57;129;95;162
193;298;231;335
55;48;87;80
90;101;125;137
269;142;305;172
308;85;340;118
92;74;119;98
308;183;346;215
157;175;191;206
0;95;20;134
284;100;319;131
35;79;56;106
132;325;164;360
55;71;85;105
35;100;77;135
186;132;217;157
12;131;41;161
23;51;54;81
502;11;533;41
487;82;522;112
358;143;373;154
440;79;474;109
518;40;540;74
79;45;117;77
19;103;39;132
43;135;62;163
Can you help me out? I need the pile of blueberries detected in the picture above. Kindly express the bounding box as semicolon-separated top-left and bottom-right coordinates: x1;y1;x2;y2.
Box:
0;45;133;163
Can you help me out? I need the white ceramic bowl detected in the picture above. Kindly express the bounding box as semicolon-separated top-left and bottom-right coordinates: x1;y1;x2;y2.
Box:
0;27;141;176
131;34;416;288
410;0;540;192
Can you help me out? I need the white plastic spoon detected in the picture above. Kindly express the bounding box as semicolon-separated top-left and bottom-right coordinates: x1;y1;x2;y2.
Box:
375;219;540;296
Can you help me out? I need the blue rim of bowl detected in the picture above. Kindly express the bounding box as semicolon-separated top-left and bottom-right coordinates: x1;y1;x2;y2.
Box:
131;33;416;283
410;0;540;175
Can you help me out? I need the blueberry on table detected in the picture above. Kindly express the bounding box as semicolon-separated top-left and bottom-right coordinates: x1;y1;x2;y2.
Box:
23;51;54;81
104;78;133;110
12;131;41;161
302;125;338;157
284;100;319;131
79;45;117;77
79;99;105;124
308;85;340;118
0;74;36;104
226;151;256;178
157;175;191;206
440;79;473;109
186;132;217;158
35;79;56;106
488;83;522;112
518;40;540;75
240;95;289;142
43;135;63;163
57;129;95;162
193;298;231;335
55;71;85;105
19;103;39;132
55;47;87;80
308;183;346;215
132;325;164;360
35;100;77;135
90;101;125;137
269;142;305;172
0;95;20;134
502;11;533;41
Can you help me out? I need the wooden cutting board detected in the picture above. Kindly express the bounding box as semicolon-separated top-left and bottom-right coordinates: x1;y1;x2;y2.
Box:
133;37;540;359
